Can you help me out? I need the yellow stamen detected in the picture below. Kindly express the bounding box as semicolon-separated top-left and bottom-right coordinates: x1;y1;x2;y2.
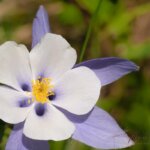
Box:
28;99;31;104
32;77;54;104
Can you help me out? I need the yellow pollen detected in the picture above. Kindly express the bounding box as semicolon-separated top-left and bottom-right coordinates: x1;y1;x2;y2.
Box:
32;77;54;104
28;99;31;104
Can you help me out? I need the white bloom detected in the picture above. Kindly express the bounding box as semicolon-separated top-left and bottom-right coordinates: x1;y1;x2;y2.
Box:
0;33;100;140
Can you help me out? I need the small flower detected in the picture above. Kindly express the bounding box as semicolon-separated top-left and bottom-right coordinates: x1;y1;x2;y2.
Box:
0;31;102;141
5;6;139;150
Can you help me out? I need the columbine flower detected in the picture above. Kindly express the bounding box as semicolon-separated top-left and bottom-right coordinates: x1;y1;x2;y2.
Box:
4;6;138;150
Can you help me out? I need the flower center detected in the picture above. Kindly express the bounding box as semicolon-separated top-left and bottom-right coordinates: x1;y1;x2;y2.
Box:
32;77;54;104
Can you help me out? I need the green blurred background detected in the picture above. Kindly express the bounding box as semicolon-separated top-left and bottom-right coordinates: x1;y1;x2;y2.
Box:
0;0;150;149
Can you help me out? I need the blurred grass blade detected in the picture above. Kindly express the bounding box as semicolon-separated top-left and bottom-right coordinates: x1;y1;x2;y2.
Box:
79;0;103;62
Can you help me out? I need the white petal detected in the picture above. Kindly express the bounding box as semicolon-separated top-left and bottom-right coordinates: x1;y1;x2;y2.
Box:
23;103;75;140
0;42;32;91
0;85;32;124
52;67;101;115
30;33;77;81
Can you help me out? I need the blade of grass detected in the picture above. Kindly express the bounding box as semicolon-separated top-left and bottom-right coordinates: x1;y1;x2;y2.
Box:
64;1;103;150
79;0;103;62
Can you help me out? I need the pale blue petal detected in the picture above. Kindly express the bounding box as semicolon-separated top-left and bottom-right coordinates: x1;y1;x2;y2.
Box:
32;5;50;47
75;57;139;86
6;123;50;150
69;107;134;149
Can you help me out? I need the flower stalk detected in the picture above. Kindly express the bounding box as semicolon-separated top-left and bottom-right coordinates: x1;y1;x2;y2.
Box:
79;0;103;62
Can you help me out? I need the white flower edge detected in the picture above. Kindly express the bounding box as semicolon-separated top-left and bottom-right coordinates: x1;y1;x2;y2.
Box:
52;66;101;115
23;103;75;140
30;33;77;81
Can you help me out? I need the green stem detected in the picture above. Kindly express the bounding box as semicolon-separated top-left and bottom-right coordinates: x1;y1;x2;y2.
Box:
79;0;103;62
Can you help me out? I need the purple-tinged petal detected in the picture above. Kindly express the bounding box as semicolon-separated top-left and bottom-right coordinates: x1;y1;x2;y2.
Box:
23;104;75;141
69;106;134;149
18;98;32;108
0;42;32;91
75;57;139;86
0;85;32;124
21;83;31;92
6;123;50;150
32;5;50;48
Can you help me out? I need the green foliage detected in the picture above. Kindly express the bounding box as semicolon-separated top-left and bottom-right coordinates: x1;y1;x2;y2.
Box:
59;3;83;25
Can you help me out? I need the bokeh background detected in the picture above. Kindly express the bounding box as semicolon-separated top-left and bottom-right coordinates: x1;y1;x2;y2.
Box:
0;0;150;150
